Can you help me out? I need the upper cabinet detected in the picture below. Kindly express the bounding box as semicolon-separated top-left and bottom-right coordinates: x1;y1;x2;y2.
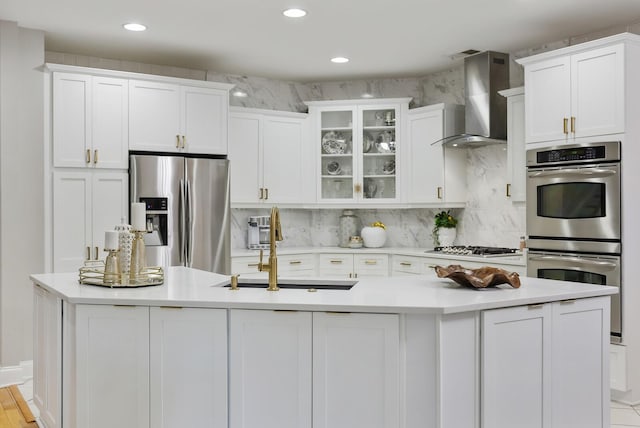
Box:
229;108;313;206
517;34;640;144
499;87;526;202
406;103;465;205
129;80;231;154
306;98;410;205
53;72;128;169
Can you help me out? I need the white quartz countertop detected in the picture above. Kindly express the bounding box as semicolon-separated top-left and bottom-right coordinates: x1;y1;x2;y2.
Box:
30;266;616;315
232;246;526;266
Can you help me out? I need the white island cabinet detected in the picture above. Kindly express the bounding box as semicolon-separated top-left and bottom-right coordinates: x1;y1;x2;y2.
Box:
30;267;616;428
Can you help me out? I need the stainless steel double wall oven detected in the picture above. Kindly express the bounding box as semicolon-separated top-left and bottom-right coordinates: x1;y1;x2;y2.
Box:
526;141;622;342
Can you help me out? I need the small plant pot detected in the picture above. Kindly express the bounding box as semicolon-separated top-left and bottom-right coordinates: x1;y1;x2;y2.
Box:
437;227;456;247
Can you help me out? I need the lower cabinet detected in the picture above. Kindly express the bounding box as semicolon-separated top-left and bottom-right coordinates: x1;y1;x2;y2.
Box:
482;297;609;428
231;253;316;278
68;304;227;428
228;310;400;428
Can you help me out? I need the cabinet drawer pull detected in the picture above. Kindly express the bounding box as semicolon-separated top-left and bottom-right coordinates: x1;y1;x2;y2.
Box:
160;306;183;309
113;304;137;308
437;186;443;199
93;149;98;164
400;262;412;266
570;116;576;133
289;260;302;265
563;118;568;135
330;260;343;264
506;183;511;198
560;299;577;305
364;260;377;265
181;135;186;149
86;149;91;164
528;303;544;310
176;135;180;148
247;263;259;267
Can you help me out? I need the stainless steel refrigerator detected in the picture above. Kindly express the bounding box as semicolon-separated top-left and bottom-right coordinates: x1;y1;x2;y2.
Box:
129;152;230;274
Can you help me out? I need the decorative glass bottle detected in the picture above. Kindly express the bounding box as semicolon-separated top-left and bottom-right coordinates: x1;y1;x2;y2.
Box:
338;210;360;247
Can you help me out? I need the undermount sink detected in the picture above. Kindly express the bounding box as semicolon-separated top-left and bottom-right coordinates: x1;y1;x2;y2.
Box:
224;278;357;290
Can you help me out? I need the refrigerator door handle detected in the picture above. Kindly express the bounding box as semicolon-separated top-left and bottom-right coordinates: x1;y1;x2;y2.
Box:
185;178;192;267
179;179;187;265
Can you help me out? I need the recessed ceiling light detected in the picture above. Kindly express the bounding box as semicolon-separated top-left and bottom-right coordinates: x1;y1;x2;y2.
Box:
123;23;147;32
232;90;248;98
283;8;307;18
331;57;349;64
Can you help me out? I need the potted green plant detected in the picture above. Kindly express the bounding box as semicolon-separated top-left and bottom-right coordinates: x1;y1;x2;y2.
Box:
432;210;458;246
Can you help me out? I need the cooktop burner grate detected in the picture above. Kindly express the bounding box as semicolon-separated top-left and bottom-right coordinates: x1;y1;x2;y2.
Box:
431;246;518;256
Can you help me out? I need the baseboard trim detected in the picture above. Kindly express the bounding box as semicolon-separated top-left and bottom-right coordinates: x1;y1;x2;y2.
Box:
0;360;33;387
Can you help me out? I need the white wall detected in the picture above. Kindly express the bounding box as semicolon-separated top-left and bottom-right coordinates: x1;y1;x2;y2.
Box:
0;20;44;366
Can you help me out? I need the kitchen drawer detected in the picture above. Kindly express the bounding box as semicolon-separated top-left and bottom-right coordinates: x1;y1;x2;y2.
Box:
391;255;426;275
279;254;316;274
318;254;354;277
231;256;262;274
354;254;389;276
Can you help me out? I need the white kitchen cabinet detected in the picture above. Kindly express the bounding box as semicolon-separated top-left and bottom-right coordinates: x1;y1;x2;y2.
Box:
129;80;231;155
53;72;128;169
149;307;228;428
391;254;527;276
499;87;526;202
231;253;316;278
229;309;312;428
520;43;625;144
75;305;150;428
229;108;312;205
406;103;466;205
318;253;389;278
33;284;62;428
305;98;410;204
312;312;400;428
52;170;128;272
482;297;609;428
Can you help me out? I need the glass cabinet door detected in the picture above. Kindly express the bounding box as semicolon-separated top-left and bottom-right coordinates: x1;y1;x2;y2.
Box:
320;110;354;199
361;107;397;200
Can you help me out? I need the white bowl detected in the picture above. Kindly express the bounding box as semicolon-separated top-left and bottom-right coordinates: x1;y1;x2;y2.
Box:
361;226;386;248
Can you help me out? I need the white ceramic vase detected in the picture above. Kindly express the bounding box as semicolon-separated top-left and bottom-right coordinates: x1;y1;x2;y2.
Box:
437;227;456;247
361;226;386;248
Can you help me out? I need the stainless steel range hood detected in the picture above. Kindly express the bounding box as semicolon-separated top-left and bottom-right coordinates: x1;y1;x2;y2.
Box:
437;51;510;148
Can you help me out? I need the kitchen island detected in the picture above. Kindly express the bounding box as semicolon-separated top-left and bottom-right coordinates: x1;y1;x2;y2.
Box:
31;267;616;428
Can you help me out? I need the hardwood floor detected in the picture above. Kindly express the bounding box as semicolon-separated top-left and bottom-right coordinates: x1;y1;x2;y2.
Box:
0;385;37;428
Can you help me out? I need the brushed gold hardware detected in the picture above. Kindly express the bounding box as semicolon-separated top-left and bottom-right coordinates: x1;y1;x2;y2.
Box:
354;273;358;278
349;273;352;278
181;135;186;148
93;149;98;164
330;260;343;264
560;299;577;305
230;274;240;291
265;188;269;200
274;309;299;312
563;118;568;134
86;246;90;260
307;288;317;293
289;260;302;265
506;183;512;198
95;246;99;260
257;206;283;291
176;135;180;148
259;188;264;200
528;303;544;309
113;304;137;308
437;187;443;199
365;260;377;265
160;306;183;309
571;116;576;133
354;183;362;193
400;262;412;266
247;263;259;267
86;149;91;163
325;311;351;315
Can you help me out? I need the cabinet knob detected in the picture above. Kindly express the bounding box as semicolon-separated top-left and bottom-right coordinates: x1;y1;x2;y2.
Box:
354;183;362;194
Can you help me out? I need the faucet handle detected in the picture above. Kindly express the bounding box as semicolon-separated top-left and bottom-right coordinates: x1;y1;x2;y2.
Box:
258;249;264;272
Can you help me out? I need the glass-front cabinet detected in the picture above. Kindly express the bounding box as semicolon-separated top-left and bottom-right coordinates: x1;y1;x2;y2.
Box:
306;98;411;204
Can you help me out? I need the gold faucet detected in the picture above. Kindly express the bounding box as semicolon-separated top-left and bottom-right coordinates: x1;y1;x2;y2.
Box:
258;206;283;291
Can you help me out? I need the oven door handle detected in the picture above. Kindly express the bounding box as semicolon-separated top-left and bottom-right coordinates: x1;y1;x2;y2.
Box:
528;168;617;178
528;255;618;269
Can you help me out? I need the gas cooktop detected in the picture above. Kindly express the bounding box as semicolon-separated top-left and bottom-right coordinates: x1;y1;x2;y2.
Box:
427;246;519;257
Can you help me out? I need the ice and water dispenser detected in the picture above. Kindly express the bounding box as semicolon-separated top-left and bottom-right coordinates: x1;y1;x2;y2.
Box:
139;197;168;247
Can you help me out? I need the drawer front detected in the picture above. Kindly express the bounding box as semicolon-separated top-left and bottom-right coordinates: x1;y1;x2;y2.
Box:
391;255;425;275
318;254;353;276
278;254;316;273
354;254;389;276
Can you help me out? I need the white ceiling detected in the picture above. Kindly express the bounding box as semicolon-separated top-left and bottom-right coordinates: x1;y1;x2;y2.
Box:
2;0;640;82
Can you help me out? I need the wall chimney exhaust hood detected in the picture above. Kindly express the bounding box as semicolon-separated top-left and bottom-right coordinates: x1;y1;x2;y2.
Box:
435;51;510;148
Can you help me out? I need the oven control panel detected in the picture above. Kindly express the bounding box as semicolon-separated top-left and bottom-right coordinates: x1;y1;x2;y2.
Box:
537;146;605;163
527;141;620;167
